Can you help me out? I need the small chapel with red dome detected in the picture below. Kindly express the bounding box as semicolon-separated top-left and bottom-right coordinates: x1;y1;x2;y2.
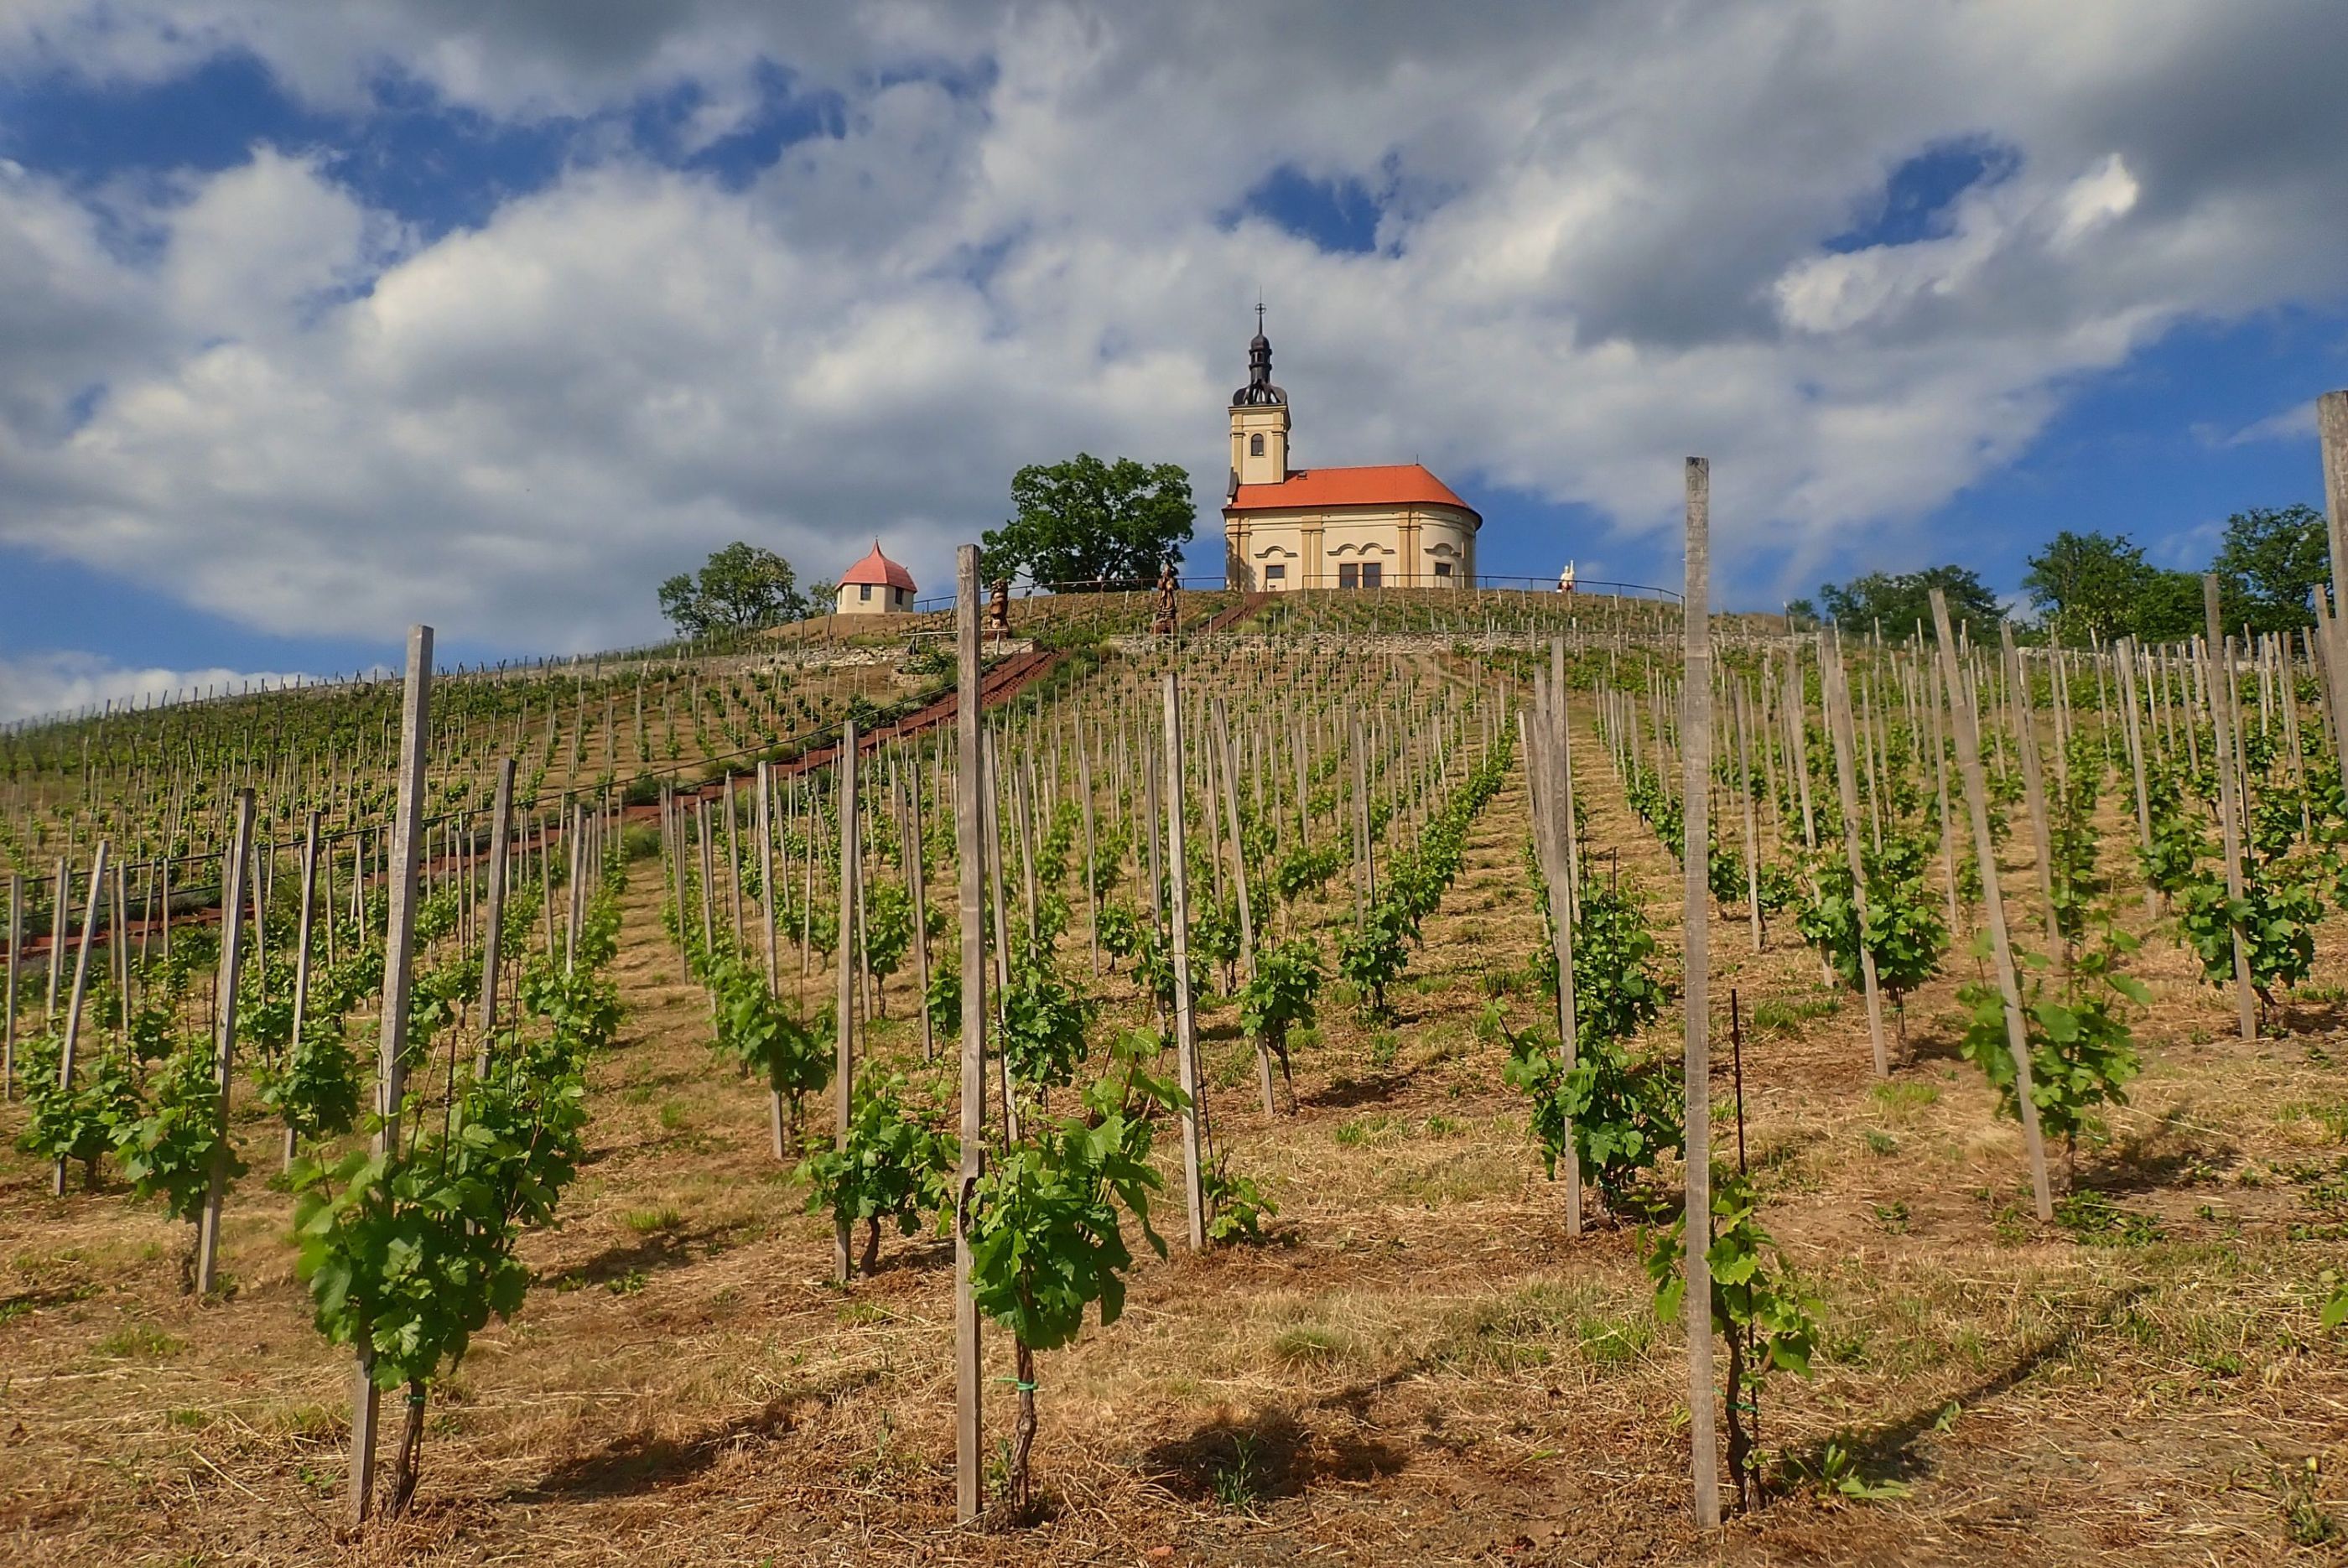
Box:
835;542;917;616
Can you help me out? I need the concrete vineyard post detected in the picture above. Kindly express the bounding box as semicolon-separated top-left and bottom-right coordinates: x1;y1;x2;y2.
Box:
952;546;986;1525
196;791;253;1295
351;623;433;1529
1680;458;1720;1530
1929;592;2054;1223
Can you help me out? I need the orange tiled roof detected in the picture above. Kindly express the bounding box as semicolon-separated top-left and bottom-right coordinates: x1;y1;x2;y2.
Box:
840;543;917;591
1226;463;1478;522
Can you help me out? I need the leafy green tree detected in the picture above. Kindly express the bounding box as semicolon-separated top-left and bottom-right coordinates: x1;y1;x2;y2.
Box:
2213;503;2329;634
1815;565;2003;641
981;454;1196;588
2128;568;2207;643
657;543;807;638
2023;531;2153;646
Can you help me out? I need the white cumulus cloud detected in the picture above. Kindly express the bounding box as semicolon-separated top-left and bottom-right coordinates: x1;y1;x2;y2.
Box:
0;0;2342;652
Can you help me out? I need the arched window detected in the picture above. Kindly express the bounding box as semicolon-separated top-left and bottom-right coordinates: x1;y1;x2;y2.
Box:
1249;433;1265;456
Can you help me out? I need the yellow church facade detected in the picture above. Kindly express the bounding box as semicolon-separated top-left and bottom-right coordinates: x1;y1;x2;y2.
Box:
1220;322;1480;591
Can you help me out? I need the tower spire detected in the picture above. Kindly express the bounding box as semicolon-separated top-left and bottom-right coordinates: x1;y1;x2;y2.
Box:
1234;306;1283;408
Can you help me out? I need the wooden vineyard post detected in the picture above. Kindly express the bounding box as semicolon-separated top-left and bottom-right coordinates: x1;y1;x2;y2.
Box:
1213;698;1269;1114
2203;576;2258;1042
1929;592;2054;1223
569;802;590;974
196;791;254;1295
1680;459;1720;1529
1078;737;1100;978
351;623;433;1529
284;813;322;1167
759;762;782;994
1999;628;2060;958
755;766;785;1155
1733;684;1763;953
46;856;68;1022
834;721;860;1282
903;765;934;1063
669;790;692;984
2318;391;2348;743
2115;641;2156;916
694;800;715;982
951;547;987;1525
1555;641;1582;922
52;842;110;1197
474;762;515;1078
1163;670;1209;1251
4;872;18;1101
1927;668;1961;932
1522;689;1580;1237
1821;636;1889;1075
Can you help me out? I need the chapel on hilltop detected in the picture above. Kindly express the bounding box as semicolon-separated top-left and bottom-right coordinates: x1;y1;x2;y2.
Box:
836;542;917;615
1221;313;1480;592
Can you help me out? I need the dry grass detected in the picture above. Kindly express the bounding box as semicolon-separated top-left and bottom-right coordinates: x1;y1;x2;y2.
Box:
3;656;2347;1565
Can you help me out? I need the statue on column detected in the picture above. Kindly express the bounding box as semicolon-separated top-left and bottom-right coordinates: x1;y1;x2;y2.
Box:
1151;561;1181;634
986;577;1011;638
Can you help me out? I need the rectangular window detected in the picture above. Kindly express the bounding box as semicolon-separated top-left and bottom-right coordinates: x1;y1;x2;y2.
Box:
1263;563;1286;581
1433;561;1452;579
860;583;872;601
1338;563;1359;589
1362;562;1382;589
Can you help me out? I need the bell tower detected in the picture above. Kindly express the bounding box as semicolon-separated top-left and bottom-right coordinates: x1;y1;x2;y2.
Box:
1229;305;1290;489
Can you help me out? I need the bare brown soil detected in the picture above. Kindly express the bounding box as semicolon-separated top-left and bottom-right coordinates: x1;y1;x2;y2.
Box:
3;668;2345;1566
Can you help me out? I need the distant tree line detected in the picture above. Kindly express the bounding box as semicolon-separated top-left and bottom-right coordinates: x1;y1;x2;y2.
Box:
1788;504;2332;646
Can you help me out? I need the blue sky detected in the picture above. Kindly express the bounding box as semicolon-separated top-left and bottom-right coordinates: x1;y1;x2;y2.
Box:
1;3;2344;717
